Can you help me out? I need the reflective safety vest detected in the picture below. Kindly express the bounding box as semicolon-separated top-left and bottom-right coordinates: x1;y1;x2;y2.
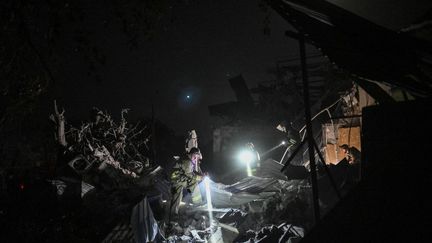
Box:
170;159;201;190
191;184;203;204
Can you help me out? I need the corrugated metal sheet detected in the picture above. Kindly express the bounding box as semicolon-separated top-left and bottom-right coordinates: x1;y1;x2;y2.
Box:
102;221;134;243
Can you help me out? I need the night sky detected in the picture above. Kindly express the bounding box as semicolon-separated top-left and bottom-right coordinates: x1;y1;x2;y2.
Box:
57;0;299;143
56;0;430;143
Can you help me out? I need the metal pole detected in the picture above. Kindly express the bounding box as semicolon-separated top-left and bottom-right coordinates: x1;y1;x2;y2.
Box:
151;104;157;162
299;33;321;223
278;144;293;164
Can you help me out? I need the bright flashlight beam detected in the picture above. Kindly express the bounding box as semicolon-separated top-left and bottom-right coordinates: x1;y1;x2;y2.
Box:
204;176;213;225
260;142;285;157
238;150;254;164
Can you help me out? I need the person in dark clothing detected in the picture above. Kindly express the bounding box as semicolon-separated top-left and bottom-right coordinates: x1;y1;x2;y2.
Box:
339;144;361;165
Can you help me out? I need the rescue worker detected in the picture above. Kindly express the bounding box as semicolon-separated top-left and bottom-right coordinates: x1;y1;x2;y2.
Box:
339;144;361;183
246;142;260;175
339;144;361;165
169;147;204;216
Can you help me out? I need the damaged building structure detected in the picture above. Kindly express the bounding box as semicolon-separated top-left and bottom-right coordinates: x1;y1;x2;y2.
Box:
1;0;431;242
267;0;432;242
205;0;432;242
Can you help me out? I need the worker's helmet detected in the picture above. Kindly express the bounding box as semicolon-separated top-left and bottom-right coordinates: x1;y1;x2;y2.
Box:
188;147;202;160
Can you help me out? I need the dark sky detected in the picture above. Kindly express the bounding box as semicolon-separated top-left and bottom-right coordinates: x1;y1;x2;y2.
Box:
59;0;299;143
57;0;430;143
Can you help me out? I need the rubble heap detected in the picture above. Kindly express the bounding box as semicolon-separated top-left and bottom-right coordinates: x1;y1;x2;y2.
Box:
50;101;160;190
47;103;320;242
153;176;313;242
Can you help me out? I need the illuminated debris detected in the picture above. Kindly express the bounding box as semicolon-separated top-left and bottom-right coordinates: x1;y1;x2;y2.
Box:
190;230;205;242
131;197;161;243
218;208;248;227
246;200;264;213
235;223;304;243
206;178;279;208
225;176;279;194
159;177;312;242
208;226;239;243
81;181;94;198
254;158;288;180
51;105;156;189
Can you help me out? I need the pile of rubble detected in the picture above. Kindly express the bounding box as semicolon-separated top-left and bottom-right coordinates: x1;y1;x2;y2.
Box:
50;102;163;192
123;174;314;242
47;103;323;242
98;172;314;242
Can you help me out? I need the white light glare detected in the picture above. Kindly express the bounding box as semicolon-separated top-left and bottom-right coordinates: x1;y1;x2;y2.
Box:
238;150;254;164
281;141;287;146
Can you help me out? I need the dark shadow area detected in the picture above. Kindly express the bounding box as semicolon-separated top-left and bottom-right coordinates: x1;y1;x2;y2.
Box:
301;98;432;242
